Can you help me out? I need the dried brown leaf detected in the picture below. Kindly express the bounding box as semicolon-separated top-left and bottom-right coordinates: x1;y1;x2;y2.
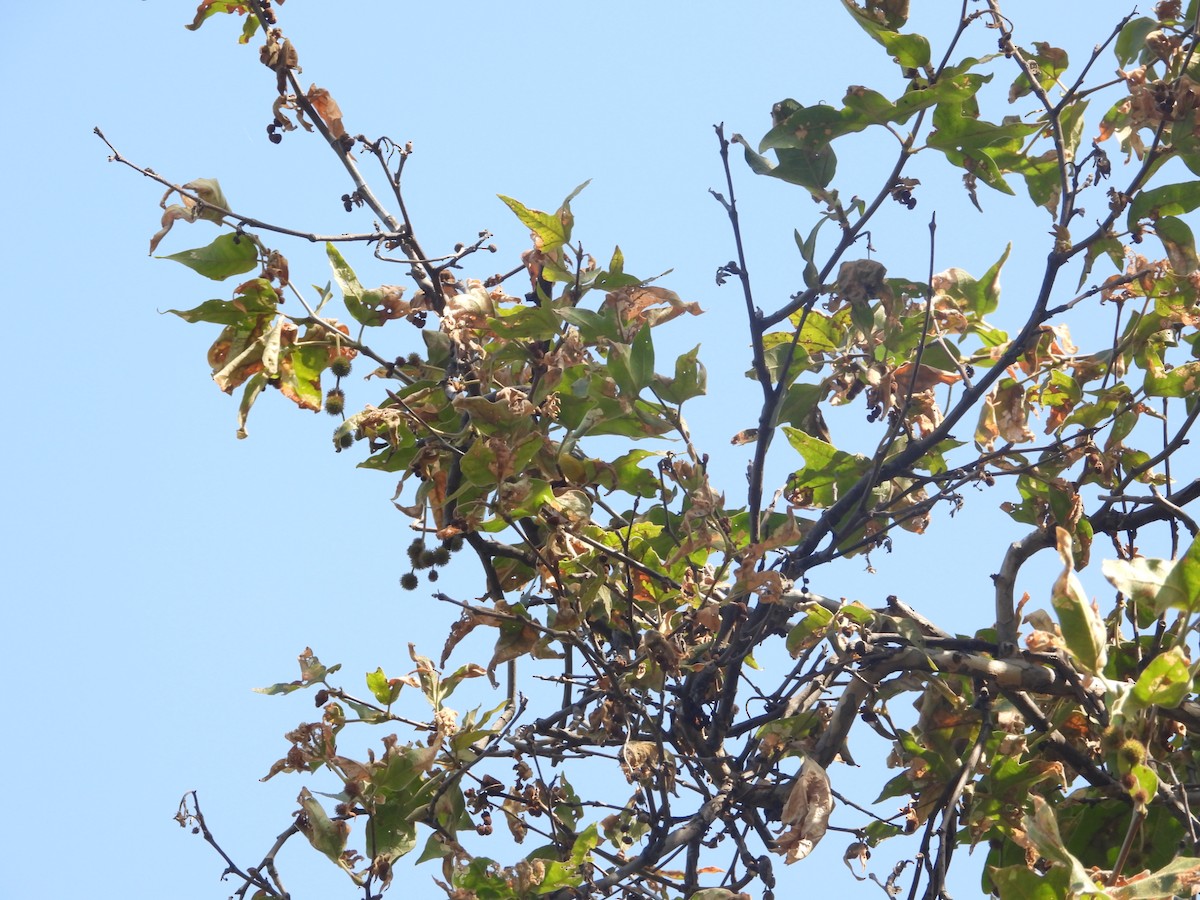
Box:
775;757;834;864
306;85;346;139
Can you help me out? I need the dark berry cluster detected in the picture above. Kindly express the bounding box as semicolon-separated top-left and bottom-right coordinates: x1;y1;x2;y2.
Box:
400;536;462;591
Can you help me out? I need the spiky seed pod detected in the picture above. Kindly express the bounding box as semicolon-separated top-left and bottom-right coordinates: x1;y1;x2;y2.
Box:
329;356;353;378
1118;739;1148;769
400;572;419;591
325;388;346;416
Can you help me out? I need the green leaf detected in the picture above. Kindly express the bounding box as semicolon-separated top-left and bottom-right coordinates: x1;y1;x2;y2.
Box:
1009;43;1068;101
938;244;1011;316
487;305;562;340
1060;99;1090;164
160;232;258;281
608;245;624;274
783;427;871;509
1022;796;1104;896
760;103;848;151
777;382;825;432
597;449;662;497
254;649;340;695
358;438;418;473
570;823;600;866
168;296;274;326
440;664;488;701
1127;180;1200;229
281;344;326;412
1114;16;1159;67
795;218;831;288
296;787;351;867
1145;359;1200;398
840;0;930;68
786;604;834;656
498;181;589;255
1154;532;1200;613
325;243;386;327
1108;856;1200;899
498;194;564;248
366;667;402;705
1050;528;1106;674
654;344;706;404
1155;216;1199;274
498;478;555;519
629;325;655;392
1126;763;1158;813
735;134;837;191
789;307;846;353
415;832;452;864
1131;647;1190;709
607;342;639;396
988;865;1071;900
1102;556;1175;604
186;1;262;41
536;860;581;894
365;798;418;865
556;306;623;343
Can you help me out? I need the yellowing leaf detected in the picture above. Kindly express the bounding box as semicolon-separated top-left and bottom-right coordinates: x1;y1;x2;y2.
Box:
296;787;352;869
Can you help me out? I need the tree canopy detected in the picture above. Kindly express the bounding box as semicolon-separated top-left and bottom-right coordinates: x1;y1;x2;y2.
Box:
106;1;1200;898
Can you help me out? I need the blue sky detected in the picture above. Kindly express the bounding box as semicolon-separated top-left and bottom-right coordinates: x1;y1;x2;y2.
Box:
2;2;1175;898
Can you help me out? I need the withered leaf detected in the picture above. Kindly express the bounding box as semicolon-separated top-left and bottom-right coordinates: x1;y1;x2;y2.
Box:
307;85;346;140
775;757;834;864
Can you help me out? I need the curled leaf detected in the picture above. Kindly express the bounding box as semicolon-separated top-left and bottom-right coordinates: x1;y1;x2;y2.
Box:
296;787;352;868
307;85;346;140
775;757;834;863
1050;527;1106;674
149;178;229;254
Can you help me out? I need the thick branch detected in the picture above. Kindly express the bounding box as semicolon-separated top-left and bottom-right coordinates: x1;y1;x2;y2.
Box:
993;528;1054;646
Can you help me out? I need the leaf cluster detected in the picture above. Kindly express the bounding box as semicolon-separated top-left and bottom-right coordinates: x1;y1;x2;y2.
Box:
113;1;1200;899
